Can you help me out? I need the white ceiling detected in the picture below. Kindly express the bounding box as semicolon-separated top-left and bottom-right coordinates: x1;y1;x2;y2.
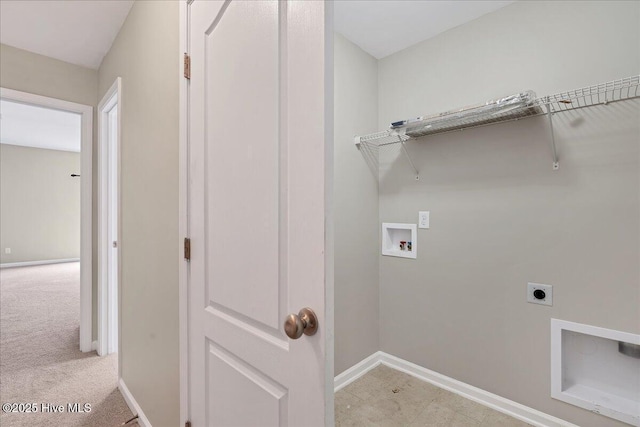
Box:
0;0;134;69
0;0;513;66
334;0;515;59
0;100;82;152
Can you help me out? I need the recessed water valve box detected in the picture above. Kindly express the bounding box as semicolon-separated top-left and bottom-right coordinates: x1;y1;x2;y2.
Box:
382;223;417;259
527;282;553;306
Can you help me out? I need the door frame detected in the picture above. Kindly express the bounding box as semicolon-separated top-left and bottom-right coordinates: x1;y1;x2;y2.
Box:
0;87;94;352
177;1;335;424
178;1;189;424
97;77;122;362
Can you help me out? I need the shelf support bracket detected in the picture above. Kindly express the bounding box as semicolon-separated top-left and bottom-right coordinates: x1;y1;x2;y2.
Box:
544;103;560;170
398;136;420;180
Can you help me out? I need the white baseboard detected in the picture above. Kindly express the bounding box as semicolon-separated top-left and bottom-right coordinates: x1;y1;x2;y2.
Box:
91;340;98;351
334;351;383;392
0;258;80;269
336;352;578;427
119;378;152;427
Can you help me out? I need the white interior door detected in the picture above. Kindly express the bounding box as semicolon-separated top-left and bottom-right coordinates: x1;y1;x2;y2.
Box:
187;1;331;426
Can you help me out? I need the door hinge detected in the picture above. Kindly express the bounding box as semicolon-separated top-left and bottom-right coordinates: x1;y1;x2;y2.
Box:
183;53;191;79
185;421;191;427
184;237;191;261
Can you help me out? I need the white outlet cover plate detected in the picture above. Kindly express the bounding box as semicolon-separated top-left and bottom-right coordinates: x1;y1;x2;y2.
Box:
527;282;553;306
418;211;429;229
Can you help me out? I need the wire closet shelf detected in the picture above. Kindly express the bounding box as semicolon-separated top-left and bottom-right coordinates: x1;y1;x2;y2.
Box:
543;75;640;112
355;75;640;177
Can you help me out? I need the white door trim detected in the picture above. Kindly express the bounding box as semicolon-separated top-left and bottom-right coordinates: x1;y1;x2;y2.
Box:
0;87;93;352
323;4;336;421
97;77;122;363
178;0;189;424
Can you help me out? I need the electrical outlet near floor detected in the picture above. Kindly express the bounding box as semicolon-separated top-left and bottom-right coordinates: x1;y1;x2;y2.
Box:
527;282;553;306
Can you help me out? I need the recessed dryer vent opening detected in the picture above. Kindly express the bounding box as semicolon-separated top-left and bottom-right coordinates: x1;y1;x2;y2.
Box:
551;319;640;426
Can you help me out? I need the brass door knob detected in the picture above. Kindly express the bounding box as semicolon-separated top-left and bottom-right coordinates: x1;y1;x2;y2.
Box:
284;307;318;339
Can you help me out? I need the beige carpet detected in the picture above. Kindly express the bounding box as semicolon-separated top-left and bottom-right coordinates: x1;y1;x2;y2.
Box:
0;262;135;427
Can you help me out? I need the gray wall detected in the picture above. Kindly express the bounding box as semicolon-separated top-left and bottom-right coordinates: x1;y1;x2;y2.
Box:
0;43;100;338
97;1;179;425
376;2;639;427
334;34;380;375
0;44;98;107
0;144;80;263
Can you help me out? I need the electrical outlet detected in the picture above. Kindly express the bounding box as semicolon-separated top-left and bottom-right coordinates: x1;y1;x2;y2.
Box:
419;211;430;229
4;248;10;254
527;282;552;306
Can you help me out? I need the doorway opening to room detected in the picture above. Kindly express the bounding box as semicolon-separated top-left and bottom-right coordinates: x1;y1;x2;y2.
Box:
0;88;93;352
331;2;640;427
0;88;109;424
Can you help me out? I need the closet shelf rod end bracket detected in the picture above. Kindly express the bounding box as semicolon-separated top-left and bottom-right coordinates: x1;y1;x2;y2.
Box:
398;136;420;180
544;102;560;171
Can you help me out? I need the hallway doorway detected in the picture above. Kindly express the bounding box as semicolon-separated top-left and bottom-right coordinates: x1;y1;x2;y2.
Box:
0;88;93;351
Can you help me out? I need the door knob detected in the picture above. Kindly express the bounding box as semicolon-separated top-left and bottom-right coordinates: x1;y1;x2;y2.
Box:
284;307;318;339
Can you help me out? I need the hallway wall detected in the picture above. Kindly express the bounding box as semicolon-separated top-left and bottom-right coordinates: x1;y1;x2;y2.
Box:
0;44;98;107
97;1;180;425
